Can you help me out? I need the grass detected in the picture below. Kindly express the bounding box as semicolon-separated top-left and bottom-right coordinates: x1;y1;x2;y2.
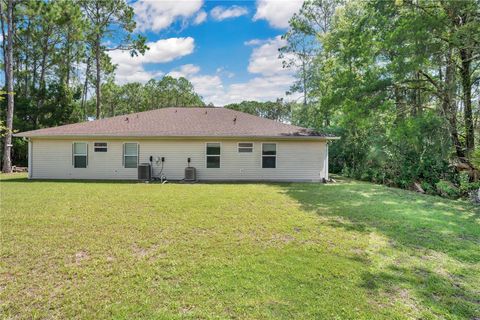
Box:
0;174;479;319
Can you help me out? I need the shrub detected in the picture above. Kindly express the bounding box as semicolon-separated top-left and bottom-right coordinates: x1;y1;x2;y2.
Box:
435;180;460;199
420;181;435;195
458;172;480;195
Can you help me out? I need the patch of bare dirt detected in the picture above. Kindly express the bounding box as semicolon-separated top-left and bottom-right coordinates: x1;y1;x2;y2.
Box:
74;251;89;264
268;234;296;245
131;244;159;259
179;305;195;314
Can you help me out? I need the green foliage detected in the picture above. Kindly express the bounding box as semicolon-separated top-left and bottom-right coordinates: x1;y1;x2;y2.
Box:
0;120;7;139
282;0;480;198
280;0;340;107
80;0;149;118
458;172;480;195
435;180;460;199
323;108;453;192
225;99;293;122
420;181;436;195
0;91;6;139
388;113;452;187
100;76;204;117
470;148;480;169
3;0;209;166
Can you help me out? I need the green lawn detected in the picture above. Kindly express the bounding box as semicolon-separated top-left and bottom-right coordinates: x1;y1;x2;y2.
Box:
0;174;479;319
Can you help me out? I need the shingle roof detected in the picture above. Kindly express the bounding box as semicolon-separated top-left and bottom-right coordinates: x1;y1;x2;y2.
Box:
15;107;337;139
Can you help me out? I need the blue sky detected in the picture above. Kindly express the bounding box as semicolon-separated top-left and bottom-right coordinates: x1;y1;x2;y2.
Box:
110;0;304;105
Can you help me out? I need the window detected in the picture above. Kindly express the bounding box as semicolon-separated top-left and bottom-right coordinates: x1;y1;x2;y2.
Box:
73;142;88;168
206;143;220;168
123;143;138;168
262;143;276;168
238;142;253;153
94;142;107;152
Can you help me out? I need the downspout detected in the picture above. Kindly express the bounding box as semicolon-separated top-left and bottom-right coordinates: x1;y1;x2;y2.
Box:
28;138;32;179
325;142;329;181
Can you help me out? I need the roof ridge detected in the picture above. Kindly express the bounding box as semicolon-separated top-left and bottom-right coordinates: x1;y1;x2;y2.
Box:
15;106;338;139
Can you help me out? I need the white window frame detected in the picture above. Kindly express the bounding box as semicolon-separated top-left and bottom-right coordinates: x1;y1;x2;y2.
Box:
238;142;254;153
205;142;221;169
94;142;108;152
123;142;139;169
72;142;88;168
261;142;277;169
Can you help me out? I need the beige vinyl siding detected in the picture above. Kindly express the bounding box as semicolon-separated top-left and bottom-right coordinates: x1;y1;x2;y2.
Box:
30;138;328;181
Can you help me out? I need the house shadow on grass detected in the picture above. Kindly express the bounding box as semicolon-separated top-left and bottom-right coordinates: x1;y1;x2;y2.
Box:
281;180;480;318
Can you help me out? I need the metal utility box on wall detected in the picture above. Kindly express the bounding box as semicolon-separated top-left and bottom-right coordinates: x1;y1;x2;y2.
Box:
184;167;196;181
138;163;151;181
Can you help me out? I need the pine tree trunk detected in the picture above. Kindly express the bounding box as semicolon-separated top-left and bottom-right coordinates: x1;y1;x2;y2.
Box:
65;27;71;87
302;58;307;106
24;20;30;97
460;48;474;154
36;35;49;113
2;0;14;173
443;50;465;158
0;0;7;78
111;102;115;117
81;57;90;120
95;33;101;119
94;1;102;119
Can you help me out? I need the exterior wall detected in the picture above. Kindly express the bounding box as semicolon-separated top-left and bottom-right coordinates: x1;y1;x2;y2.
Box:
29;138;328;181
28;140;32;179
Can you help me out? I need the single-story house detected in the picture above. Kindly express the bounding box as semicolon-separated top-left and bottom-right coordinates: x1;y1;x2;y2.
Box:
15;107;338;181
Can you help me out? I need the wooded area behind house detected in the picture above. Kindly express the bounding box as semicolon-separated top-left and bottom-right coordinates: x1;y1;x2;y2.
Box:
279;0;480;199
1;0;479;199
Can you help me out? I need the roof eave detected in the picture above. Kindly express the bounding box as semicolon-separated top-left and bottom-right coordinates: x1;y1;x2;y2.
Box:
16;134;339;140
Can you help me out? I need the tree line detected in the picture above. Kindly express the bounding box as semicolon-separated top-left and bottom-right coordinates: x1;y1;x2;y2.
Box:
279;0;479;197
0;0;204;170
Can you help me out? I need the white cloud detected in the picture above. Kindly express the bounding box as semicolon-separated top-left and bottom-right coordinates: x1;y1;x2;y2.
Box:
194;73;295;106
165;36;299;106
168;64;223;99
193;10;207;25
253;0;303;29
110;37;195;65
168;70;298;106
110;37;195;84
190;75;224;98
167;69;297;106
247;35;292;76
221;74;298;105
210;5;248;21
244;39;265;46
167;64;201;78
208;36;298;105
133;0;203;32
115;67;164;84
216;67;235;79
209;36;298;105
